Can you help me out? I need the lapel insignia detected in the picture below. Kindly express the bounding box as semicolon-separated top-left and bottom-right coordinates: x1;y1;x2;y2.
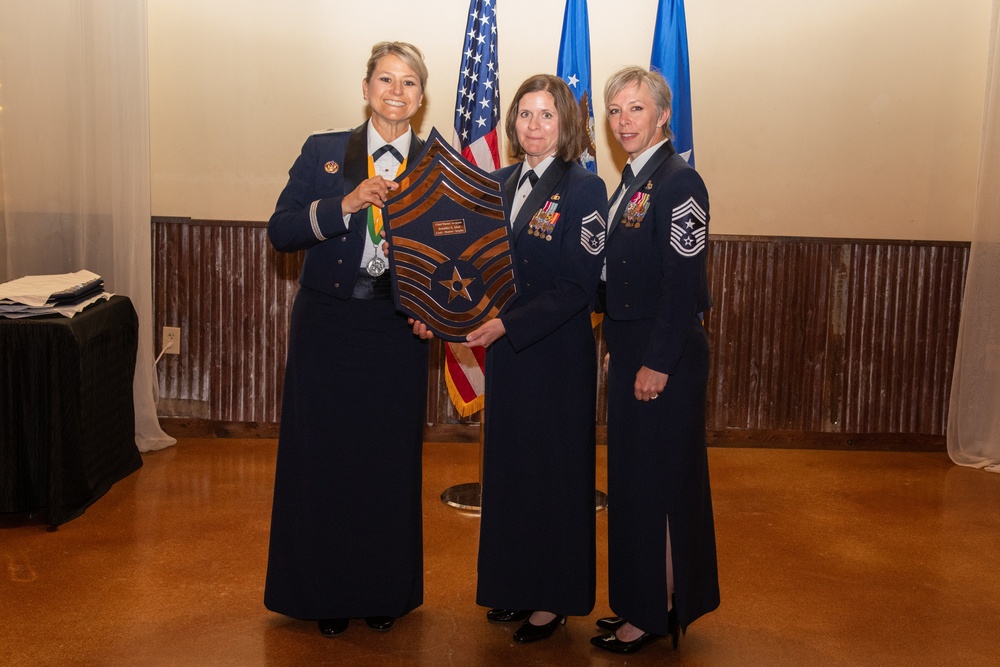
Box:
324;160;340;174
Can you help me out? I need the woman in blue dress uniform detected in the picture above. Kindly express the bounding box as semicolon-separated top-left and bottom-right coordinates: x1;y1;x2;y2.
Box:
264;42;430;638
464;74;608;643
591;66;720;654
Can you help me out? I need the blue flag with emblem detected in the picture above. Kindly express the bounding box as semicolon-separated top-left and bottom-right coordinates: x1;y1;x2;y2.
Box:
556;0;597;173
650;0;695;166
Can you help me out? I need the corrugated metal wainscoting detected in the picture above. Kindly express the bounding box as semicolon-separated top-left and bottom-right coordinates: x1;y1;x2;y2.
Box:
153;218;967;448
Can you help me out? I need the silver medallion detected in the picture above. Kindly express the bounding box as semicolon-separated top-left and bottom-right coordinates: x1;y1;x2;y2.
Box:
366;256;386;277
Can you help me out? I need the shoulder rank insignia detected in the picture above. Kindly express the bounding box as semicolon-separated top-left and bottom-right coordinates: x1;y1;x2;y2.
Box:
580;211;606;256
670;197;708;257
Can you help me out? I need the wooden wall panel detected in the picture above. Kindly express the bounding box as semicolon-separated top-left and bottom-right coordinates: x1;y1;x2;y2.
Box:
153;218;299;425
703;237;967;437
153;219;967;445
838;241;967;434
705;238;841;433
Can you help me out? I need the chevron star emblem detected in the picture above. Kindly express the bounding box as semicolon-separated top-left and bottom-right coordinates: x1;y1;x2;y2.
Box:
670;197;707;257
383;129;519;341
580;210;606;256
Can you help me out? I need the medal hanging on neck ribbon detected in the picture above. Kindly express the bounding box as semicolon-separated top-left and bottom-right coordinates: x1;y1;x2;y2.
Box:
365;152;407;277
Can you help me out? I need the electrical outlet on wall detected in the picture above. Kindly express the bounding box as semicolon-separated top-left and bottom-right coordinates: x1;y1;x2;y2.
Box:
163;326;181;355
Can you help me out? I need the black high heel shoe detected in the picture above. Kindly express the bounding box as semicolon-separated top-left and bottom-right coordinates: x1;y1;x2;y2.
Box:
365;616;395;631
667;606;680;650
595;616;625;632
318;618;349;637
590;630;662;654
486;608;531;623
512;614;566;643
590;609;679;654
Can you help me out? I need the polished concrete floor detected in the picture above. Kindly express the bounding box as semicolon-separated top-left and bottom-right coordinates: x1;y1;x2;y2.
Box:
3;439;1000;666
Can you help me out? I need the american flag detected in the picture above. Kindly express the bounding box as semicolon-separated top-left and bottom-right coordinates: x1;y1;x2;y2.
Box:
454;0;501;170
446;0;501;417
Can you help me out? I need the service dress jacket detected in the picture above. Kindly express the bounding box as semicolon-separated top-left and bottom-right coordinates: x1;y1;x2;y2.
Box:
268;122;424;298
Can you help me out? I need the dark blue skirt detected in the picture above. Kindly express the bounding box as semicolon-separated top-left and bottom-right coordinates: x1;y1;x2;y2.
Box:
603;315;719;635
476;311;597;616
264;286;429;619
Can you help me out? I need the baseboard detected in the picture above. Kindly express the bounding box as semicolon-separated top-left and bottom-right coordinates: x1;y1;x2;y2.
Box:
157;418;945;451
707;429;946;451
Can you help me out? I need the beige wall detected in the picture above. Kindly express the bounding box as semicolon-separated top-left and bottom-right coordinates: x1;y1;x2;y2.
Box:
149;0;992;240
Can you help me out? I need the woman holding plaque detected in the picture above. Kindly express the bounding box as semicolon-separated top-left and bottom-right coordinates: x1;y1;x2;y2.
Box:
590;66;719;655
264;41;430;638
458;74;607;643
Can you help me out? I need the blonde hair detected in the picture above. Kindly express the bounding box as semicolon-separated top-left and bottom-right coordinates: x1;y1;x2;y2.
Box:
603;66;673;140
366;41;428;90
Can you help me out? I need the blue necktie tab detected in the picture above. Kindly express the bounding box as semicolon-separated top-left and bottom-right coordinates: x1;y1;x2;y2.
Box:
372;144;404;163
519;169;539;189
619;164;634;193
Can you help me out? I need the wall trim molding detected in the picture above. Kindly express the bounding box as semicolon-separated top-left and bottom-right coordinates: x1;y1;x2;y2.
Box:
158;418;946;451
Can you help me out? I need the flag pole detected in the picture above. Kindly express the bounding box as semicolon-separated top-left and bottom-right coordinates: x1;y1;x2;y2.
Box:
558;0;606;511
440;410;484;512
439;0;499;512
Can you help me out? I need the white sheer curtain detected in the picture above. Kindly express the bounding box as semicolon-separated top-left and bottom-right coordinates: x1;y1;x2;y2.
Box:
0;0;174;452
948;0;1000;471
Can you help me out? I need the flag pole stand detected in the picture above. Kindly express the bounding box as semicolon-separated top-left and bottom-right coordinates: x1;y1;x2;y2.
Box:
595;489;608;512
440;411;484;512
440;410;609;513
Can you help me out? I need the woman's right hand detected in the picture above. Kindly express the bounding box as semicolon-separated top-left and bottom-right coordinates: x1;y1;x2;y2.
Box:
342;176;398;216
408;318;435;340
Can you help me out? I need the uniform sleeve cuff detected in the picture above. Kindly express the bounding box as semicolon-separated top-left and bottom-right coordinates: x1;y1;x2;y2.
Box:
309;200;327;241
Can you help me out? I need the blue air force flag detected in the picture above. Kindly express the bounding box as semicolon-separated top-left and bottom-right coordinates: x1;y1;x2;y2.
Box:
557;0;597;172
650;0;695;166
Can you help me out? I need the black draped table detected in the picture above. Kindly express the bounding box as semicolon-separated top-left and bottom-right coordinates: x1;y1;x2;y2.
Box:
0;295;142;525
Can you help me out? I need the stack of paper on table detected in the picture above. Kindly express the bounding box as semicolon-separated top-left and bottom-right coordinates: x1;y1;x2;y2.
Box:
0;270;112;318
